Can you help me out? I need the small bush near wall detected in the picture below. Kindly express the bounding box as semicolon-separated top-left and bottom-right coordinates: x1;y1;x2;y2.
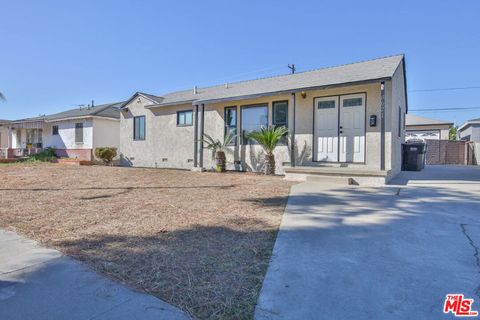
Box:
26;148;57;162
95;147;118;165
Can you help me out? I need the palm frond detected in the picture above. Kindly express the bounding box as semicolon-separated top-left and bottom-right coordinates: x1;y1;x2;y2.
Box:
203;129;237;153
247;126;289;154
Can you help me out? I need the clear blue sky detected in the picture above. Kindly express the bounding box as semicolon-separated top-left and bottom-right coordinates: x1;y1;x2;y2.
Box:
1;0;479;125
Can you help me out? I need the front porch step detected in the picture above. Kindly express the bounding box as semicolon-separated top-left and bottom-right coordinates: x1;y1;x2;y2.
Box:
284;166;390;185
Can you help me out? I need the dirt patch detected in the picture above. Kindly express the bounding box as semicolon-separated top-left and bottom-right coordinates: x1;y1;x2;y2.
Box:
0;164;292;319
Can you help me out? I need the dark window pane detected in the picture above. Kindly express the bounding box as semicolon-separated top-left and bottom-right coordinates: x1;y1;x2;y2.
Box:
134;116;145;140
241;105;268;144
224;107;237;145
273;101;288;127
75;123;83;143
343;98;362;107
52;125;59;135
318;100;336;109
177;111;193;126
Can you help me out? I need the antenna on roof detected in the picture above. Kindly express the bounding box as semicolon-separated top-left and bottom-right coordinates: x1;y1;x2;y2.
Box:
288;64;296;74
193;86;198;94
91;100;94;108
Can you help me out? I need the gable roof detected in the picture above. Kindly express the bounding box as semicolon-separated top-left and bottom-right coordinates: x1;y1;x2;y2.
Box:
458;117;480;132
123;54;405;108
406;114;453;127
10;102;122;124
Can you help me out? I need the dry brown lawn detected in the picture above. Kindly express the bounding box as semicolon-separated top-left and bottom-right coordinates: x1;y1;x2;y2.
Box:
0;163;292;319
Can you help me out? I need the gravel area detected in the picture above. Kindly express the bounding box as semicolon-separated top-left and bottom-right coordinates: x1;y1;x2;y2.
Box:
0;163;292;319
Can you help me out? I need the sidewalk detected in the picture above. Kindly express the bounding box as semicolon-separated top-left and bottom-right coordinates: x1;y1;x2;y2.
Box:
0;229;190;320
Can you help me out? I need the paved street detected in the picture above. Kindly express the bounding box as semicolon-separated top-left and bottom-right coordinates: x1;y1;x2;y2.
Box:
256;166;480;319
0;230;190;320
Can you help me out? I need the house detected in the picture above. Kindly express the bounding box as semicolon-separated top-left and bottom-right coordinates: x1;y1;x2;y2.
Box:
119;54;408;183
0;102;122;160
405;114;453;141
458;118;480;142
458;118;480;165
0;120;9;149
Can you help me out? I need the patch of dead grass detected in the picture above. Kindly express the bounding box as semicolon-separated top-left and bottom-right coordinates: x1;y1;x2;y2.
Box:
0;164;292;319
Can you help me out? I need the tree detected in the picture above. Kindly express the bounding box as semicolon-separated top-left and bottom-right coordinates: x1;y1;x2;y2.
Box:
449;126;458;141
203;130;236;172
247;125;289;175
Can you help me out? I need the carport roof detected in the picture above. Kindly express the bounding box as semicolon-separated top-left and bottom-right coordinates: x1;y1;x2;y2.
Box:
123;54;405;108
406;114;453;127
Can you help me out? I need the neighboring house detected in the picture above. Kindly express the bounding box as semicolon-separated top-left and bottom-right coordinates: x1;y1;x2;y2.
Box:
405;114;453;141
458;118;480;142
458;118;480;165
0;102;121;160
119;54;408;183
0;120;9;149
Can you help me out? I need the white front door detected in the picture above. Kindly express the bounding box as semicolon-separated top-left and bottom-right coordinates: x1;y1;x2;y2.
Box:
314;96;339;162
339;94;366;163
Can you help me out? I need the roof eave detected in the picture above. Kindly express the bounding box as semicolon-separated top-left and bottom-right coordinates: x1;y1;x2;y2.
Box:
193;77;391;105
145;100;197;108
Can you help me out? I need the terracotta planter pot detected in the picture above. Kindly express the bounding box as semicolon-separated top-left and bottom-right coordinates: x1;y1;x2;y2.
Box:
264;153;276;175
215;151;226;172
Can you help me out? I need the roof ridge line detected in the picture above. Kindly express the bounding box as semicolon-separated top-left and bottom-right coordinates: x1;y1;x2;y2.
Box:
159;53;405;95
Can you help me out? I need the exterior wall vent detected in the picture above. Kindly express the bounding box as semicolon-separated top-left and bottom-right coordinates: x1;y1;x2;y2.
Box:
162;158;168;162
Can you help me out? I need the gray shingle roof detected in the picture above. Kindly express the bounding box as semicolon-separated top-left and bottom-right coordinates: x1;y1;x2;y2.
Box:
10;102;122;124
406;114;453;126
138;54;404;107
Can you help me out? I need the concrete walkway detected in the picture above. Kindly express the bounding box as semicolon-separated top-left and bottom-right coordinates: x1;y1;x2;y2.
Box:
255;166;480;320
0;230;190;320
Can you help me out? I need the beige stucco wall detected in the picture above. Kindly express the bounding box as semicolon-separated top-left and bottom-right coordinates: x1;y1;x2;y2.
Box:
390;60;407;176
119;96;194;169
92;118;120;150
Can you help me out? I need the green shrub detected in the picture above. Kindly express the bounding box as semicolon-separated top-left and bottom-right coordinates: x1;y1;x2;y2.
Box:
26;148;57;162
95;147;117;165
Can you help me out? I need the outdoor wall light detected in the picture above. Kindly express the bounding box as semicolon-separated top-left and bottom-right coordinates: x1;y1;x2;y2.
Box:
300;91;307;99
123;108;129;113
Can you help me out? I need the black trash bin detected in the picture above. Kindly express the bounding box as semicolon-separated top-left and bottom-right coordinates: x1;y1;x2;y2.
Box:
402;142;427;171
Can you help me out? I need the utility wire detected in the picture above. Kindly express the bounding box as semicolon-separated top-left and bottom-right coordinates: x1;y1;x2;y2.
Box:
409;86;480;92
409;107;480;112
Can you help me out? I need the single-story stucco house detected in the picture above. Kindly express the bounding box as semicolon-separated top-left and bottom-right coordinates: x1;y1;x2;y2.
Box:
405;114;453;141
0;102;122;161
119;54;408;183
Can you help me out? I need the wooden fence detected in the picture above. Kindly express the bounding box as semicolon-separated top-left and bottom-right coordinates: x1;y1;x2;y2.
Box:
425;140;478;165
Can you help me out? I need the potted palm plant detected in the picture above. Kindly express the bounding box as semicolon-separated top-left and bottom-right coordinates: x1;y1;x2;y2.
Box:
203;130;236;172
247;125;289;175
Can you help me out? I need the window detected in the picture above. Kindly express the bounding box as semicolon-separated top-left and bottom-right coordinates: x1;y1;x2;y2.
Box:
75;123;84;143
133;116;145;140
343;97;363;107
273;101;288;128
52;125;59;135
318;100;336;109
177;110;193;126
241;104;268;144
224;106;237;145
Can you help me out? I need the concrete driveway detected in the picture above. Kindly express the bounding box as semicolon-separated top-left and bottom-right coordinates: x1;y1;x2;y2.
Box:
0;230;190;320
255;166;480;319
